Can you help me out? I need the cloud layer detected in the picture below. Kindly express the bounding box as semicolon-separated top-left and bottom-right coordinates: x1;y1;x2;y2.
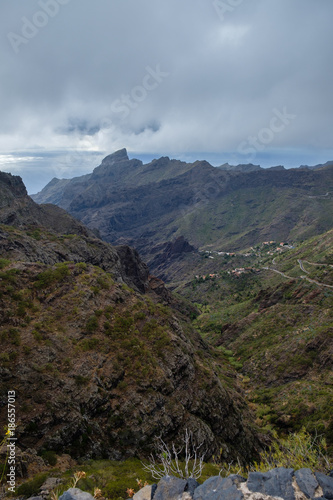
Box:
1;0;333;191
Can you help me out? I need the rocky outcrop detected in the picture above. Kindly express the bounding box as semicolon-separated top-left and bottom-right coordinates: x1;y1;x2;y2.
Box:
0;171;27;202
0;171;149;293
31;177;76;206
150;237;196;261
57;469;333;500
148;237;197;277
58;489;94;500
0;256;259;462
115;245;149;293
0;173;94;238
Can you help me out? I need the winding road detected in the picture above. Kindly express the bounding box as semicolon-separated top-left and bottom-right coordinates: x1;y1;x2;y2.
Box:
263;258;333;289
298;259;309;274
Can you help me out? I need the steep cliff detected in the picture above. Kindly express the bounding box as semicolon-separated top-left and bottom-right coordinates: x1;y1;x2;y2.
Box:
0;171;261;463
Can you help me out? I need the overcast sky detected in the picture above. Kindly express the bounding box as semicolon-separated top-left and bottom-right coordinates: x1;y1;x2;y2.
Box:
1;0;333;193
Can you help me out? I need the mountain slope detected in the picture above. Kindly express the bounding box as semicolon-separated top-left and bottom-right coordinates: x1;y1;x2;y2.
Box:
32;151;333;280
0;171;261;462
184;230;333;453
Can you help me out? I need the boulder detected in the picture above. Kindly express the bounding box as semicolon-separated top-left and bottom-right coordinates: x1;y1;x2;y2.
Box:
247;468;295;500
58;488;94;500
294;468;319;498
315;472;333;499
194;474;245;500
153;476;187;500
133;484;154;500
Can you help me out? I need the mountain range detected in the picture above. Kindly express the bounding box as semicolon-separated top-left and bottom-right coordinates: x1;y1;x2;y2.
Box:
1;149;333;493
32;149;333;281
30;151;333;454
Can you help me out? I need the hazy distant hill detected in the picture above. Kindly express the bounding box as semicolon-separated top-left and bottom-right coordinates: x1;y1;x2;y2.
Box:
32;150;333;277
218;163;263;172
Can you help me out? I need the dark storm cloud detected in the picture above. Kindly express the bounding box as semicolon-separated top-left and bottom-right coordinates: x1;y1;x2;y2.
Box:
0;0;332;191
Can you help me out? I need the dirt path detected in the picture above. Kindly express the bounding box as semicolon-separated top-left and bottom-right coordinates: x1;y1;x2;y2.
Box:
263;260;333;289
303;260;333;268
298;259;309;274
307;191;333;199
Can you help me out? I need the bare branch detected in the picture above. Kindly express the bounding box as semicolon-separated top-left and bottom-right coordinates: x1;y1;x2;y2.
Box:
142;429;206;480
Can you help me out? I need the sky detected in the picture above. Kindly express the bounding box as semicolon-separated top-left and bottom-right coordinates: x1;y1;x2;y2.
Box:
0;0;333;193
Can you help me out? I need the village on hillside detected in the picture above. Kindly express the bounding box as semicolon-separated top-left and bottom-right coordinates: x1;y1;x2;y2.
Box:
196;241;294;280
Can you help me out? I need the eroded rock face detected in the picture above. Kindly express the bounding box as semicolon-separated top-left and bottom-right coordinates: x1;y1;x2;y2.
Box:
115;245;149;293
148;236;197;275
0;171;27;203
0;258;259;461
0;171;149;293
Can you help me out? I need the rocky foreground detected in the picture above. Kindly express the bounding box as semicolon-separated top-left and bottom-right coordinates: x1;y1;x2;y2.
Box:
52;468;333;500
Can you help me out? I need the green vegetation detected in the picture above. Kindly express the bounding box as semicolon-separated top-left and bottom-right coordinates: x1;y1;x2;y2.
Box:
34;263;70;289
16;473;48;497
13;429;331;500
0;258;10;269
1;189;332;497
27;228;42;240
85;315;99;333
40;450;57;466
177;230;333;449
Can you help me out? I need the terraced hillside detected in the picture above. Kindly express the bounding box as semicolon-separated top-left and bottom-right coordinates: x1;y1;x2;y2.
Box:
178;230;333;454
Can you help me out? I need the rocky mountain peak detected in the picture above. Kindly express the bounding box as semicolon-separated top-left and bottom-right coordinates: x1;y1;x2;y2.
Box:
147;156;171;169
101;148;129;164
0;171;27;205
91;148;143;180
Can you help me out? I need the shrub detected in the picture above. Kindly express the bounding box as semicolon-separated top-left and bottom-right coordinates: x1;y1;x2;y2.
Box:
34;263;70;289
10;329;21;345
40;450;57;466
0;258;10;269
80;337;100;351
250;428;332;473
28;229;41;240
32;330;44;342
86;315;99;333
74;375;89;386
142;429;205;480
135;312;146;321
16;473;48;496
219;428;332;477
76;262;87;271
